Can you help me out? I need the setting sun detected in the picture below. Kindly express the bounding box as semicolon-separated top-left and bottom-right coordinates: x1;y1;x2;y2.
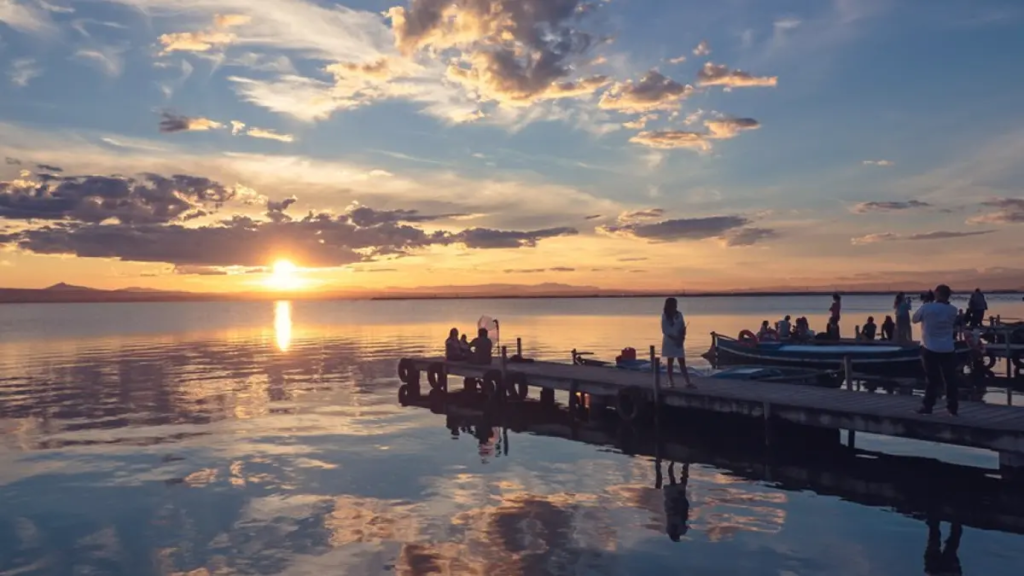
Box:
267;259;300;291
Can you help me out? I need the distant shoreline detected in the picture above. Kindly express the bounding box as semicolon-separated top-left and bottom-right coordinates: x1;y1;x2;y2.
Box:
1;289;1021;305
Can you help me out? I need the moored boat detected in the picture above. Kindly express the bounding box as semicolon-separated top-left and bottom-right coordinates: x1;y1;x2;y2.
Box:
708;332;971;377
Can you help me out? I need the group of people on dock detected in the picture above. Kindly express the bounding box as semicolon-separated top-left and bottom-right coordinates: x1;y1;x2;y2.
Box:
444;327;493;365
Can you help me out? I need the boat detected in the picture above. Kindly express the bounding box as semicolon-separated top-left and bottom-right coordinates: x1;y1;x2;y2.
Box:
708;332;971;377
571;349;842;388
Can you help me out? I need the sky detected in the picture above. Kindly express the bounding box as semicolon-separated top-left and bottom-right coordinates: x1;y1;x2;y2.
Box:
2;0;1024;293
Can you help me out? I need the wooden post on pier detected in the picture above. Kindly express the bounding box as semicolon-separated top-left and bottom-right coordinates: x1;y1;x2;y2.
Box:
844;355;856;448
500;346;508;382
1006;335;1014;406
649;345;656;373
653;356;662;425
516;338;522;358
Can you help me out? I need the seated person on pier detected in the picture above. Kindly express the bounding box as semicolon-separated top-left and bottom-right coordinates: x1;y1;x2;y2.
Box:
881;316;895;341
862;316;877;341
468;328;493;365
777;315;792;339
445;328;466;361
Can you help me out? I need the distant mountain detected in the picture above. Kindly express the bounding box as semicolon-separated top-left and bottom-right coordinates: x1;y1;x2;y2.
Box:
44;282;97;292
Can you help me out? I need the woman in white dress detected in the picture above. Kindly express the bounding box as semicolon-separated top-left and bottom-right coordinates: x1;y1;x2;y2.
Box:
662;297;695;388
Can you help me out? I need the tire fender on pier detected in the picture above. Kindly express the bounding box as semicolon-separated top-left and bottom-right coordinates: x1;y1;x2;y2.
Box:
427;362;447;391
398;358;415;383
398;384;411;406
481;370;502;399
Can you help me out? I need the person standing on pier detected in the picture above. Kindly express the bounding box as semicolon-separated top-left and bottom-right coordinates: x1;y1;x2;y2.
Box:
967;288;988;328
895;292;913;344
661;297;695;389
827;293;842;339
913;284;960;416
778;315;792;339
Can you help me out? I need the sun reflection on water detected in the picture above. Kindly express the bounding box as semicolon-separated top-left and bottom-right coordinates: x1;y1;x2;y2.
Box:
274;301;292;352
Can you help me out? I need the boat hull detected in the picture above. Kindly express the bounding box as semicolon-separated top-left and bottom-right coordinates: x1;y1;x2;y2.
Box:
711;334;969;378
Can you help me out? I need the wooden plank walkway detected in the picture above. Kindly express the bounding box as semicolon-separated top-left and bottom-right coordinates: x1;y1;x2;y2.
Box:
404;357;1024;458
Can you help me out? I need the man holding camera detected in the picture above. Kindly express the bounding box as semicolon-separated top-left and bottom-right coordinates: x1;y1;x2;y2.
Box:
912;284;960;416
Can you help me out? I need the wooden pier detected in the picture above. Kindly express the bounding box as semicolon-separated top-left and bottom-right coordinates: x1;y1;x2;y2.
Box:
398;345;1024;478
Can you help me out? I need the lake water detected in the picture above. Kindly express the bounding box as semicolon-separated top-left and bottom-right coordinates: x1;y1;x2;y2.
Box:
2;295;1024;575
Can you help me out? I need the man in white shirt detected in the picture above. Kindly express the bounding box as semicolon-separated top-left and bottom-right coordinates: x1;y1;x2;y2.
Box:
912;284;961;416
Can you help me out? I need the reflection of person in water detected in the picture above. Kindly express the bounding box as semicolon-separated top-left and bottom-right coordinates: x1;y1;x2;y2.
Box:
663;462;691;542
924;518;962;576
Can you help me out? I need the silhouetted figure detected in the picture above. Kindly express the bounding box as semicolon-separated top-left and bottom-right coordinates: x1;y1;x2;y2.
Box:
924;519;963;576
445;328;465;361
469;327;493;365
895;292;913;344
881;315;895;341
914;284;960;416
967;288;987;328
459;334;471;355
661;297;694;388
778;315;792;339
862;316;877;341
757;320;772;340
663;462;691;542
828;293;842;338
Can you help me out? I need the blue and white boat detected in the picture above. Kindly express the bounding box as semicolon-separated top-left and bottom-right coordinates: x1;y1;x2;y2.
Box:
709;332;971;377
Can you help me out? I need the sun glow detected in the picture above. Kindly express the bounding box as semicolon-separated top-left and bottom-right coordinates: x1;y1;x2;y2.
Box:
274;301;292;352
267;259;300;291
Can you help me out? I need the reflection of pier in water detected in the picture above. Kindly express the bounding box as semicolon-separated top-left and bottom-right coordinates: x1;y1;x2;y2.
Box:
405;390;1024;537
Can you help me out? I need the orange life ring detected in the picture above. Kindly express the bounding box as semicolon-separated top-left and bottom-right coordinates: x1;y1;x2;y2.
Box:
738;330;759;346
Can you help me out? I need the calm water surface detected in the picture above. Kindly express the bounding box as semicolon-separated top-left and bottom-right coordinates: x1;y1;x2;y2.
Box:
2;296;1024;575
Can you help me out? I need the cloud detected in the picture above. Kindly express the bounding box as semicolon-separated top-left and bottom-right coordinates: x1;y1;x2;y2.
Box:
265;196;297;223
5;157;22;165
968;198;1024;224
583;214;602;220
452;227;578;249
617;208;665;223
345;205;467;227
38;1;74;14
74;45;127;77
158;111;224;133
863;159;895;166
9;58;42;87
1;205;578;268
630;117;759;151
617;257;647;262
696;63;778;88
503;267;575;273
157;13;250;54
851;200;931;213
36;164;62;172
693;40;711;56
0;172;235;224
724;227;779;247
851;230;993;244
668;55;687;64
599;71;693;114
599;215;750;242
230;120;246;136
0;0;55;35
629;130;710;151
704;117;761;139
245;128;295;143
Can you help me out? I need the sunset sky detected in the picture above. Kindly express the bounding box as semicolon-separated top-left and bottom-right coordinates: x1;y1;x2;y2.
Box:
2;0;1024;293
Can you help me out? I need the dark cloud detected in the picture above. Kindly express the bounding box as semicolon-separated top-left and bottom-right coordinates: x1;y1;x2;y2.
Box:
584;214;603;220
599;71;693;113
454;226;578;249
617;257;647;262
725;227;779;247
266;196;297;223
159;111;224;133
4;157;21;166
907;230;995;241
696;63;777;88
968;198;1024;224
36;164;63;173
174;265;228;276
599;216;750;242
346;205;466;227
2;208;575;268
0;173;235;224
852;200;931;214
